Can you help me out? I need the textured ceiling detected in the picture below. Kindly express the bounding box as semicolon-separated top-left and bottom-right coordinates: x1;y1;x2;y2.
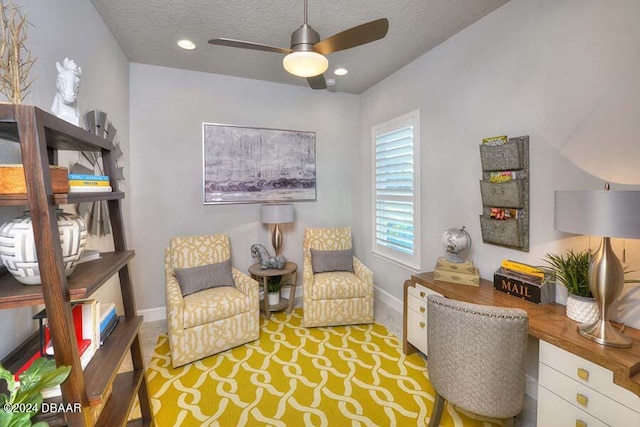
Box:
90;0;509;94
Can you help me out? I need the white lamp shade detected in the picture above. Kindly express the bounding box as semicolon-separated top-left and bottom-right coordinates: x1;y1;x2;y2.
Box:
261;204;294;224
282;51;328;78
554;190;640;238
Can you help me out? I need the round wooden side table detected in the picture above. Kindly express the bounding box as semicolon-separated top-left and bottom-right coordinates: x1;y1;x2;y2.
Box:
248;261;298;320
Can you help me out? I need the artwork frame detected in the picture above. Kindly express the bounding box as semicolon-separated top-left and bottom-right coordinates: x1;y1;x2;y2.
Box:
203;123;316;204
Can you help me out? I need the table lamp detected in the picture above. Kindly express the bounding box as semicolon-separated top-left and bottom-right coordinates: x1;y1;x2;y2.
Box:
260;204;294;255
555;187;640;348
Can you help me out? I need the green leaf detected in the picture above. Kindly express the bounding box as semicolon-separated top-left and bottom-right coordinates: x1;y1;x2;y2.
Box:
15;360;70;405
7;411;32;427
0;364;17;397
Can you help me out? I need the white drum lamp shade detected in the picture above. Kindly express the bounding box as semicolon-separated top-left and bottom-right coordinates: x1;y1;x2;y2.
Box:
555;189;640;348
261;204;294;254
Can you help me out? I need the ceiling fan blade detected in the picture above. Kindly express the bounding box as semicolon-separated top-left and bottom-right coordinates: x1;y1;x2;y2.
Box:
307;74;327;90
313;18;389;55
208;38;292;55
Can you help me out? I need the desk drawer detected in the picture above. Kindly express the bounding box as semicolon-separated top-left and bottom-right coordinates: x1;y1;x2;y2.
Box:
407;283;440;303
540;341;640;411
537;385;606;427
408;292;428;315
539;363;640;426
407;306;428;355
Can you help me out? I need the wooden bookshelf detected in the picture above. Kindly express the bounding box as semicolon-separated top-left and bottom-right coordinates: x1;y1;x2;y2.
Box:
0;104;152;426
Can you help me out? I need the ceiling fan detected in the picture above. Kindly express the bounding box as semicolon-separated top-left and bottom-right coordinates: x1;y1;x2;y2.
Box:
208;0;389;90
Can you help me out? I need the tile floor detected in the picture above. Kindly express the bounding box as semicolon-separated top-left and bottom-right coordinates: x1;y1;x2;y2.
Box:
135;298;536;426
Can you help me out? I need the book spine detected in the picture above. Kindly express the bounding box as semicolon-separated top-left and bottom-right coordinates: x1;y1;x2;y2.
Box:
69;180;110;186
501;260;544;278
68;186;112;193
68;174;109;181
100;316;119;345
100;309;117;333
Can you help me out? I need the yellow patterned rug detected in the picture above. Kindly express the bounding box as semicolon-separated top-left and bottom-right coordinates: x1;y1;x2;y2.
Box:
146;309;500;426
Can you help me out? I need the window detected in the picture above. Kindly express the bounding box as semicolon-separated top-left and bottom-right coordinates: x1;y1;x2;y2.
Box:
372;110;420;269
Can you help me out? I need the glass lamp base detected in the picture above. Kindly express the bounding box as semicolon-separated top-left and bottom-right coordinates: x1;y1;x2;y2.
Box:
577;319;632;349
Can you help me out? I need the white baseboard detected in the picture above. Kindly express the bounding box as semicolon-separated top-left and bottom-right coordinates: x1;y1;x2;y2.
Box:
138;306;166;322
373;285;403;313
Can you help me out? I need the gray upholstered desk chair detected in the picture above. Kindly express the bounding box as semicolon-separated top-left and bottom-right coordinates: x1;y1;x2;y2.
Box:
426;295;529;427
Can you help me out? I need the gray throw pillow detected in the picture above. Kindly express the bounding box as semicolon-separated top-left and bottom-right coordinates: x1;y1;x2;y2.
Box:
310;248;354;273
174;259;234;297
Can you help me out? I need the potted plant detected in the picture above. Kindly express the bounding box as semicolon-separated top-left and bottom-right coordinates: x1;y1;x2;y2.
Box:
0;357;71;427
267;275;283;305
542;250;598;324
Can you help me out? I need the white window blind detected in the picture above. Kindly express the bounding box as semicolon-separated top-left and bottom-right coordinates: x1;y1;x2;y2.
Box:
372;111;420;269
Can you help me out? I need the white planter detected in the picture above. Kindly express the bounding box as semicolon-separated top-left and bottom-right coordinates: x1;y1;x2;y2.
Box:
268;291;280;305
0;210;87;285
566;294;599;324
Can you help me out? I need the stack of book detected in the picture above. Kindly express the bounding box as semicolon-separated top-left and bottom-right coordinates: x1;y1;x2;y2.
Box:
100;303;118;345
433;257;480;287
494;260;555;304
68;173;112;193
7;299;120;398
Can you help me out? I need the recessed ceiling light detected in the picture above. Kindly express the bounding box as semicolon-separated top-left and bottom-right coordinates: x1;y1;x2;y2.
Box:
326;78;336;86
334;68;348;76
177;39;196;50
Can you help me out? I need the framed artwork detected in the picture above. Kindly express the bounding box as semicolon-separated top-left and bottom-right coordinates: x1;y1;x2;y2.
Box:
203;123;316;204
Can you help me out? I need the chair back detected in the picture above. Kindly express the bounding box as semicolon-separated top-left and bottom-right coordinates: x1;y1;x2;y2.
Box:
168;234;231;270
427;294;528;419
303;227;353;266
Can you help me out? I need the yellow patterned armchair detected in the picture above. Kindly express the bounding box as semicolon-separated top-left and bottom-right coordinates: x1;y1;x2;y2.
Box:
303;227;374;327
165;234;260;368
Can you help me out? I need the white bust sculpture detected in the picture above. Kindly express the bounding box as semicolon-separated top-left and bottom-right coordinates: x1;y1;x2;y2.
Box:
51;58;81;125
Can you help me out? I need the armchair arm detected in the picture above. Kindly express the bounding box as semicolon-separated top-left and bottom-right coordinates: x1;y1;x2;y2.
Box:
232;268;259;310
302;254;315;288
166;272;185;334
353;257;373;292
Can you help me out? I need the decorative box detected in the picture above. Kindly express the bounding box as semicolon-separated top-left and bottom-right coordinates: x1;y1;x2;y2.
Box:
433;257;480;287
0;165;69;194
493;268;555;304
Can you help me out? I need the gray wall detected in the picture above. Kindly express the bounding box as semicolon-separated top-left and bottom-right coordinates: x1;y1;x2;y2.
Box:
129;63;360;311
0;0;129;359
357;0;640;328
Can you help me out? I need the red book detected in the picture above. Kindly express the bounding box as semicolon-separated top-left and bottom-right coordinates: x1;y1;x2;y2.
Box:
14;336;90;381
13;304;95;381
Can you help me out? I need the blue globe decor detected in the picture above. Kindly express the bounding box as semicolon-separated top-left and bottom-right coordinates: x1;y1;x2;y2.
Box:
441;226;471;263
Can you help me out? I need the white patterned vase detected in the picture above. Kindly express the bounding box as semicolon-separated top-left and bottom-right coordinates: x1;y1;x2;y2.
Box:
566;294;599;324
0;210;87;285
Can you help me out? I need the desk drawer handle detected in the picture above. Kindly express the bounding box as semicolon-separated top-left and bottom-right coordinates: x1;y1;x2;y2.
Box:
577;368;589;381
576;420;587;427
576;393;588;407
420;291;425;298
419;306;425;313
419;321;425;329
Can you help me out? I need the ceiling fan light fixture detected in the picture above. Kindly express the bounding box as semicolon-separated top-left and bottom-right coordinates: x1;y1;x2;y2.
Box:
282;51;328;78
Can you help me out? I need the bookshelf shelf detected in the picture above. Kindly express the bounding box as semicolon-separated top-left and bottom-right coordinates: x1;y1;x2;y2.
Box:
84;316;142;405
0;104;152;426
0;251;134;309
0;191;124;206
95;370;144;427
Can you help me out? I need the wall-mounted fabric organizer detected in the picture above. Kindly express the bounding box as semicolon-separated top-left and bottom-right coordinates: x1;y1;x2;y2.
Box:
478;136;529;251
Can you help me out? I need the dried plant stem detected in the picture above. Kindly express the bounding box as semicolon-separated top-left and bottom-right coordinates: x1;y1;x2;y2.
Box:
0;0;35;104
